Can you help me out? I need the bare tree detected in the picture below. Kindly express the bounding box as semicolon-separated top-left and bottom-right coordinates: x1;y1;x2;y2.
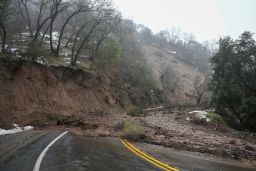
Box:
32;0;65;43
91;29;110;60
169;27;181;43
49;0;69;53
191;74;209;105
32;0;52;42
55;0;92;56
182;32;195;46
156;30;170;43
13;0;33;36
70;18;100;65
70;0;117;66
40;23;50;44
209;39;218;53
90;12;121;62
0;0;13;53
63;18;78;48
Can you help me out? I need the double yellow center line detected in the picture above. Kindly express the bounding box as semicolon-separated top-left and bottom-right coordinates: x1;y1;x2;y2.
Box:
121;139;179;171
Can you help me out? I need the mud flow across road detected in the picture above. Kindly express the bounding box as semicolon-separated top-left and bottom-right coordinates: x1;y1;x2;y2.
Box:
1;131;256;171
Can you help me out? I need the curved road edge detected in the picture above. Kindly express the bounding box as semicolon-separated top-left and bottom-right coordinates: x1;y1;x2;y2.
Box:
33;131;68;171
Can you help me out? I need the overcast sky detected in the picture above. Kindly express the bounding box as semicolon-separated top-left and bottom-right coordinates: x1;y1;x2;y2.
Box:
112;0;256;42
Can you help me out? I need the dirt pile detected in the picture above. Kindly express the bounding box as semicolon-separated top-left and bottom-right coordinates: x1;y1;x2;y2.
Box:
0;58;117;128
135;110;256;161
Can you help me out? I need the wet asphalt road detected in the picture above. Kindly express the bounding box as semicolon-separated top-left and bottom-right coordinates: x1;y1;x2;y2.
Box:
0;131;255;171
0;132;158;171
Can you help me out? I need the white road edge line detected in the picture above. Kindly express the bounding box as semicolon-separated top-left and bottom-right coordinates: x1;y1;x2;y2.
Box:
33;131;68;171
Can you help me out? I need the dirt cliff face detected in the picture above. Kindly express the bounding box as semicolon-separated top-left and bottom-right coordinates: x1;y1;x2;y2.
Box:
0;58;116;128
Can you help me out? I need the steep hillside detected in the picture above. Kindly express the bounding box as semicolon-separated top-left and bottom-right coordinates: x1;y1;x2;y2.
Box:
142;43;204;104
0;58;117;128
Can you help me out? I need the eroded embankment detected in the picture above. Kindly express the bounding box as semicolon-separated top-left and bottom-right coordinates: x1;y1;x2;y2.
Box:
0;58;117;128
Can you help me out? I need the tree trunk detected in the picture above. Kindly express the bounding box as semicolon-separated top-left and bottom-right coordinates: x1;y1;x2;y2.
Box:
33;21;48;42
56;12;79;56
64;24;77;48
196;93;203;105
40;24;50;44
0;25;7;53
71;22;98;65
70;60;76;66
22;0;32;36
89;35;107;69
49;15;56;53
33;12;52;42
93;34;108;59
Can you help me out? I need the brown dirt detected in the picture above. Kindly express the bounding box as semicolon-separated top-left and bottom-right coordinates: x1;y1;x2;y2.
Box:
1;57;255;163
49;107;256;162
142;43;204;103
37;109;126;137
132;109;256;162
0;58;118;128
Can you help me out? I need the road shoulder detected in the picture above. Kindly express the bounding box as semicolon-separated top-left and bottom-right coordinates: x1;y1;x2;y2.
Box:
0;130;48;162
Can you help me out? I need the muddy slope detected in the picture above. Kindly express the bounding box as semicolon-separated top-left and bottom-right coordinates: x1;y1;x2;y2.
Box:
142;44;204;103
137;110;256;161
0;58;116;128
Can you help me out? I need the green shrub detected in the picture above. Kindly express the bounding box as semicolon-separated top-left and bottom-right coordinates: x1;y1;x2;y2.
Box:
207;112;227;126
122;120;144;140
47;55;65;66
175;99;195;110
100;38;121;64
0;55;23;77
21;43;48;64
126;105;144;117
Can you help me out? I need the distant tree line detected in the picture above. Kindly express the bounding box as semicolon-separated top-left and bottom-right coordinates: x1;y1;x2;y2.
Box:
137;25;213;73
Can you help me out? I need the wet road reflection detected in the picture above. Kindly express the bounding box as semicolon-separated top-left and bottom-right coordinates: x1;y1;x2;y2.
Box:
41;135;159;171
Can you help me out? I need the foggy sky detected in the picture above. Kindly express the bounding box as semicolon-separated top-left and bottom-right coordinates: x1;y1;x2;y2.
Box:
112;0;256;42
